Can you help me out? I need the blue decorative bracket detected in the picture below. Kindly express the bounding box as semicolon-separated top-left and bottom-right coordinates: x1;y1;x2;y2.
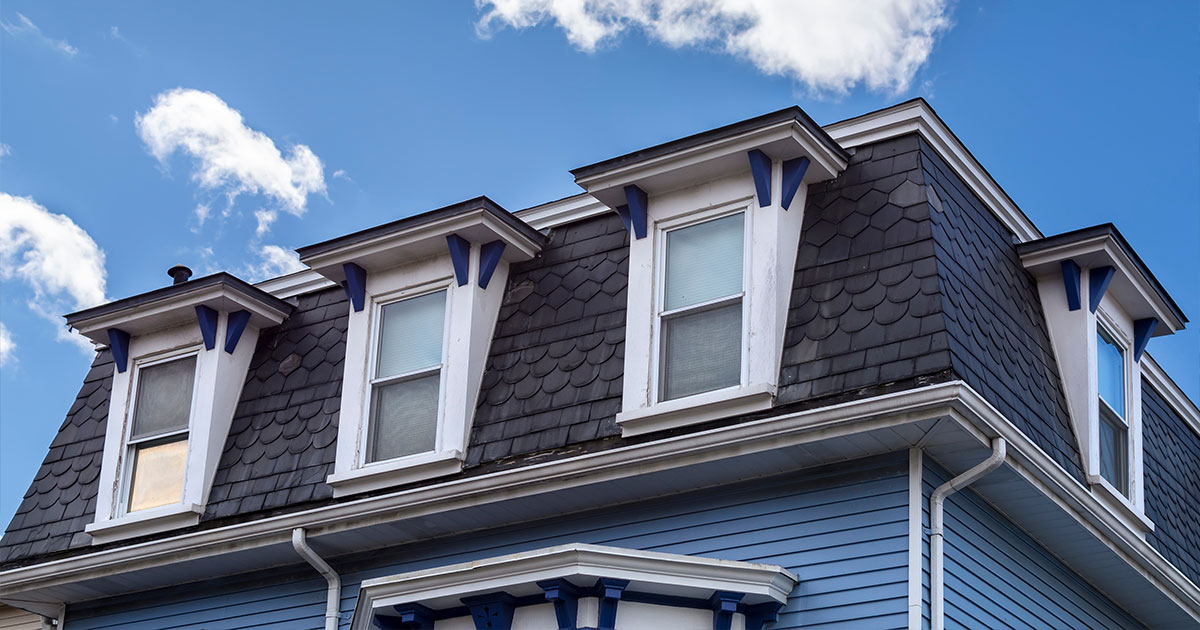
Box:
780;156;810;210
538;579;579;630
1133;318;1157;362
107;328;131;373
747;149;772;207
743;602;784;630
710;591;744;630
224;310;251;354
447;234;471;287
381;603;435;630
597;578;628;630
623;185;648;239
1088;265;1115;313
342;262;367;312
195;305;218;351
479;240;506;289
1061;260;1082;311
462;592;517;630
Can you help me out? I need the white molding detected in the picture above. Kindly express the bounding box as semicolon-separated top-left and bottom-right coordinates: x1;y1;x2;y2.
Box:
906;448;923;630
514;194;610;231
255;269;336;299
824;99;1042;243
352;543;797;630
616;383;774;437
84;503;202;544
327;450;463;497
1141;355;1200;439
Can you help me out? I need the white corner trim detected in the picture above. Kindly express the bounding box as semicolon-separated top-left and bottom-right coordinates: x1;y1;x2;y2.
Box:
616;383;774;437
824;100;1042;243
906;448;924;630
352;543;797;630
256;269;336;299
1141;354;1200;440
327;450;464;498
514;194;610;231
84;503;202;544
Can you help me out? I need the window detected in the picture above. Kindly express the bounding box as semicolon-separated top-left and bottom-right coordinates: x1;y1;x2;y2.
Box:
125;355;196;513
658;212;745;401
1096;327;1128;495
366;290;447;464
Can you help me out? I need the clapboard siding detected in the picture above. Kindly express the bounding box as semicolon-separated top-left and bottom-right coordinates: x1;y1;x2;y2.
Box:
924;465;1141;630
0;605;42;630
69;454;910;630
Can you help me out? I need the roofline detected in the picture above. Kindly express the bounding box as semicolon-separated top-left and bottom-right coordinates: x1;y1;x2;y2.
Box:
296;196;544;261
1017;223;1188;324
64;272;291;327
568;105;850;180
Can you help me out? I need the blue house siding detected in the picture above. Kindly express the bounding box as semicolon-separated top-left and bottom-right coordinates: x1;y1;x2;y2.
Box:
68;454;910;630
924;464;1141;630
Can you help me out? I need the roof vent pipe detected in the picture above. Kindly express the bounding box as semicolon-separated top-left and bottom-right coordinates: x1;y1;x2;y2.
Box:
167;264;193;285
292;527;341;630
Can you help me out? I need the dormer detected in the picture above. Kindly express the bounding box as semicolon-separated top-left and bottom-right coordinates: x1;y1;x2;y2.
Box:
66;268;291;543
297;197;544;496
570;108;848;436
1019;224;1187;530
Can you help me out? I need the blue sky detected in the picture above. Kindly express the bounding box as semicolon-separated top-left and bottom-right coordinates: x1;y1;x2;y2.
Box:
1;1;1196;526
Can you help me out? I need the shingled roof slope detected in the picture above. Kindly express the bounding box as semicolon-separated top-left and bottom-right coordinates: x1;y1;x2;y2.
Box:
1143;382;1200;585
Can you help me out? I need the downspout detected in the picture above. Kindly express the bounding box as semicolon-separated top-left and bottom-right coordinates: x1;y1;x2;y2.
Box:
292;527;341;630
930;437;1006;630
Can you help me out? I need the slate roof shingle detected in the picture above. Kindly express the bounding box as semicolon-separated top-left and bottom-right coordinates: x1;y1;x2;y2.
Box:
1143;382;1200;585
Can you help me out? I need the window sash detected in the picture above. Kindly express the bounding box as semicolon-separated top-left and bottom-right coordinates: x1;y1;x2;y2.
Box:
1096;327;1126;419
126;433;189;512
130;355;197;441
1098;404;1129;495
366;370;442;463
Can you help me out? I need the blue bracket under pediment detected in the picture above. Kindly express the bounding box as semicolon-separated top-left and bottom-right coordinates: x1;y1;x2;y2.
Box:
342;262;367;312
195;305;218;351
379;603;436;629
479;240;507;289
710;591;744;630
748;149;772;207
1061;260;1082;311
619;185;648;240
107;328;131;373
447;234;472;287
597;578;628;630
743;601;785;630
224;310;251;354
539;578;580;630
1133;317;1157;362
462;592;518;630
780;156;810;210
1089;265;1115;313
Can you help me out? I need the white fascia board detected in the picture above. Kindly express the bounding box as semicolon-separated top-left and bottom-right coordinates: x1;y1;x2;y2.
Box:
824;99;1042;243
256;269;336;299
1141;355;1200;440
514;194;610;231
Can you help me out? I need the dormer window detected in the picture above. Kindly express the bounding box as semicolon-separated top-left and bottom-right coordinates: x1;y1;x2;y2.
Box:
125;354;197;512
1096;326;1128;494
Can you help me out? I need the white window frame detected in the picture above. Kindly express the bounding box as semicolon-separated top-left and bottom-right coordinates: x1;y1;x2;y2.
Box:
119;348;201;516
651;204;752;405
1089;305;1144;519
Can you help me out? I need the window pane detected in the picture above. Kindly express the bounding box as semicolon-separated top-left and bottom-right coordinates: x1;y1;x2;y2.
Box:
1099;408;1128;495
127;436;187;512
376;291;447;379
368;372;440;462
661;301;742;401
1097;329;1125;417
664;213;744;311
131;356;196;439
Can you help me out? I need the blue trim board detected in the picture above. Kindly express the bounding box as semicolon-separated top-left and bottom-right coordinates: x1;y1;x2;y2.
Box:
194;305;218;351
107;328;131;373
446;234;472;287
342;262;367;312
780;156;810;210
1061;260;1082;311
1133;318;1157;362
747;149;772;207
224;310;252;354
623;185;648;239
478;240;506;289
1088;265;1115;313
538;579;580;629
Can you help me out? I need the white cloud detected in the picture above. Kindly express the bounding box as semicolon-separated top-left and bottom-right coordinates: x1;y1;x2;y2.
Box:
244;245;304;282
135;88;326;227
0;143;10;158
332;169;350;180
476;0;951;94
0;193;107;355
0;323;14;367
1;13;78;57
253;208;277;237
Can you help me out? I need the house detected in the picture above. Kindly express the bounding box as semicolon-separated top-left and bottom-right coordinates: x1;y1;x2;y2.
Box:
0;98;1197;629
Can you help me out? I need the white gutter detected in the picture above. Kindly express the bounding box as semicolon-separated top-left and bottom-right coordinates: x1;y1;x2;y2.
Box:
929;437;1007;630
292;528;341;630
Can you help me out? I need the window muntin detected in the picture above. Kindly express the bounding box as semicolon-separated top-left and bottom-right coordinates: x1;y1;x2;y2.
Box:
366;289;447;463
1096;327;1128;494
658;212;745;401
125;355;196;513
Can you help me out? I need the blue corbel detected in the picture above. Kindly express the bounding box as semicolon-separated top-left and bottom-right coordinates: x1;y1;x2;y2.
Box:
623;185;648;239
597;578;628;630
224;310;251;354
1088;265;1115;313
382;603;436;630
710;591;744;630
447;234;472;286
107;328;131;373
342;262;367;312
614;204;632;233
1061;260;1082;311
538;579;580;630
462;592;517;630
747;149;772;207
479;240;507;289
780;156;810;210
1133;318;1158;362
743;602;784;630
194;305;218;351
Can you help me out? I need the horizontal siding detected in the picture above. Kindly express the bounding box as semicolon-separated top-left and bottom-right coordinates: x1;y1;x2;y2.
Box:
925;465;1141;630
69;454;911;630
0;605;42;630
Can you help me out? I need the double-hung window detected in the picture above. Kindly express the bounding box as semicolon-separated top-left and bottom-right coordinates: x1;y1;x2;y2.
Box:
658;212;746;401
124;355;196;513
367;289;447;463
1096;327;1128;495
